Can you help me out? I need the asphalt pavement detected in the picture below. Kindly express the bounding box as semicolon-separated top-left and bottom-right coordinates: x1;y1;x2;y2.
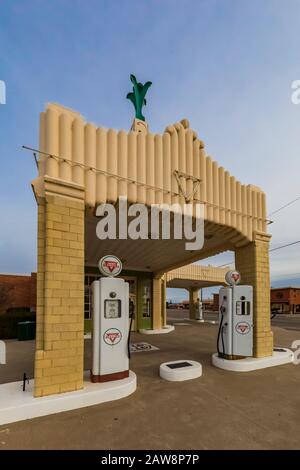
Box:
1;317;300;449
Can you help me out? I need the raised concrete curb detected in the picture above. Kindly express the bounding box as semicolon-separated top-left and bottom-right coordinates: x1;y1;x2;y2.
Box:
212;348;294;372
139;325;175;335
0;370;136;426
160;360;202;381
186;318;218;325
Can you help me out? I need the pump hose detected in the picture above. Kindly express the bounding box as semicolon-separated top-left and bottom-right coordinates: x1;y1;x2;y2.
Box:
217;301;226;356
127;315;134;359
221;324;225;356
217;313;224;356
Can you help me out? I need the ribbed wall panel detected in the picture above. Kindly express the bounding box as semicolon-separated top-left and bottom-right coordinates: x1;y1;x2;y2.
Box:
230;176;236;229
252;189;258;234
178;127;186;203
247;185;253;238
236;181;242;233
170;131;179;205
155;135;163;204
39;112;46;176
186;130;193;203
137;132;146;204
118;130;127;197
219;167;225;225
127;131;137;204
199;147;207;220
241;185;248;237
206;156;213;221
225;171;231;227
59;114;72;182
261;193;267;233
72;118;84;186
162;133;171;205
85;123;96;207
96;128;107;204
107;129;117;203
146;133;155;205
39;104;269;244
45;108;59;178
213;161;219;224
193;140;200;202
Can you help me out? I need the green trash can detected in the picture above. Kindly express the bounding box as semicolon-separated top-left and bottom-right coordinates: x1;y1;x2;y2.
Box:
17;321;36;341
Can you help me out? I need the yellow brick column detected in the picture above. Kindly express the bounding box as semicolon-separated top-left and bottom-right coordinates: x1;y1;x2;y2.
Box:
36;197;46;350
152;276;163;330
33;177;85;397
189;288;198;320
235;231;273;358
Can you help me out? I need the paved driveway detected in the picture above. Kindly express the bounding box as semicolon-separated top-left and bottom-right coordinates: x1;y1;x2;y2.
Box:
0;322;299;449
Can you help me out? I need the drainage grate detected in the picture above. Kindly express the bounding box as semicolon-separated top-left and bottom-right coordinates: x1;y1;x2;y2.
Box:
166;361;193;369
130;342;159;353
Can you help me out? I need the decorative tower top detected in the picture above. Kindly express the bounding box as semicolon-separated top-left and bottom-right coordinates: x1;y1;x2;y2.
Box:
126;74;152;133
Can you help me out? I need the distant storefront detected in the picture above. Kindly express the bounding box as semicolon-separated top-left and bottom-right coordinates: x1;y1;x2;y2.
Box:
271;287;300;314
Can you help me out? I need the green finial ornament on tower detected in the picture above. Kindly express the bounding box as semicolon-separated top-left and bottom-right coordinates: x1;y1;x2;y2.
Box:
126;74;152;122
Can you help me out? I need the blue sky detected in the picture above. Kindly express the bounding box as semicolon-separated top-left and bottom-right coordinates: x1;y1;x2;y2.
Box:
0;0;300;301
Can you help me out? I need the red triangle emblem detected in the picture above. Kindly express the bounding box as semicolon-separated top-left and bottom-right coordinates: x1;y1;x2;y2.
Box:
106;332;120;343
104;260;119;273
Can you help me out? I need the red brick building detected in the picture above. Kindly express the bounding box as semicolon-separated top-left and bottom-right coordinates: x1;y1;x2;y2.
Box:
0;273;36;314
271;287;300;314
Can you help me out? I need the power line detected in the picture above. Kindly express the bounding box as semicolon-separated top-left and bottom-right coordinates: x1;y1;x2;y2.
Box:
22;145;267;220
268;196;300;218
270;240;300;252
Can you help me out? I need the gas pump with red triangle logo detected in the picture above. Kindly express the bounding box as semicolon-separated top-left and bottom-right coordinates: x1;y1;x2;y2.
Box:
91;255;130;383
217;271;253;358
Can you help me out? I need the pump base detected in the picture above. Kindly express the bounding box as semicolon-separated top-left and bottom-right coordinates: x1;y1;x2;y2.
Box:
218;353;247;360
212;348;294;372
90;370;129;383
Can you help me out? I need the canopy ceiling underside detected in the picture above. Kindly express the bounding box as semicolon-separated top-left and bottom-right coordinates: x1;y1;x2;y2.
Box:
85;214;241;274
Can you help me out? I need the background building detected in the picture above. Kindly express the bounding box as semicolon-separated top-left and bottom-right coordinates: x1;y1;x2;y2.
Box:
0;273;36;314
271;287;300;314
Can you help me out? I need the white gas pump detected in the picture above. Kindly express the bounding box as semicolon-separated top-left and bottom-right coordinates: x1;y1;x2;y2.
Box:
217;270;253;358
195;300;203;321
91;255;130;383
